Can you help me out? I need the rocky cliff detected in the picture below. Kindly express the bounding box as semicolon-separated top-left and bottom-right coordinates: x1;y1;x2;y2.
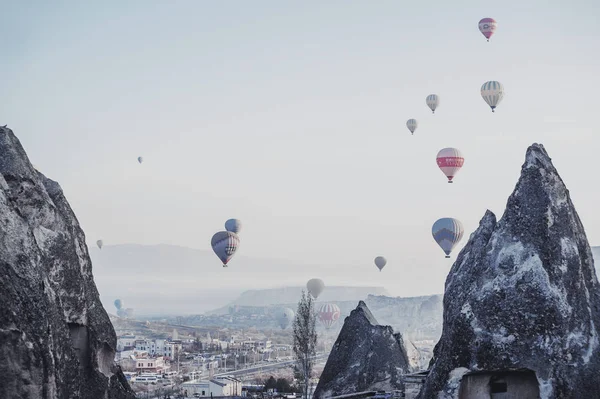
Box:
314;301;410;398
0;127;135;398
419;144;600;399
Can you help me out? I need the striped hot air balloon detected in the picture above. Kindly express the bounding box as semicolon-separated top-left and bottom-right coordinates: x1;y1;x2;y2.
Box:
211;231;240;267
481;81;504;112
436;148;464;183
318;303;341;329
406;119;418;135
432;218;464;258
426;94;439;114
478;18;497;42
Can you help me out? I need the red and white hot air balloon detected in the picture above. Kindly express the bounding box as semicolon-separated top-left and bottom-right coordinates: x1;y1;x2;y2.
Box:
318;303;341;329
478;18;497;42
436;148;464;183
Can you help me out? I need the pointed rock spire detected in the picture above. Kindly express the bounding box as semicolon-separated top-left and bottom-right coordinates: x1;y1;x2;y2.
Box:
419;144;600;399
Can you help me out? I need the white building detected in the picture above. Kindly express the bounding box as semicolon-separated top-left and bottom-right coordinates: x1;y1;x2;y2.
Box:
134;339;183;360
116;335;137;351
181;376;242;397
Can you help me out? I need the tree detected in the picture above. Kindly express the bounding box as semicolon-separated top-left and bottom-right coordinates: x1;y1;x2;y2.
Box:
293;290;317;399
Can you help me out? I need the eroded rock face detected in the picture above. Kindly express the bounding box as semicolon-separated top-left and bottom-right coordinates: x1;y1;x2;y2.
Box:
314;301;410;398
419;144;600;399
0;127;135;398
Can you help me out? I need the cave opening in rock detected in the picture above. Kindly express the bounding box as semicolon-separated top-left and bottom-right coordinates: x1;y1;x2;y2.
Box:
458;369;540;399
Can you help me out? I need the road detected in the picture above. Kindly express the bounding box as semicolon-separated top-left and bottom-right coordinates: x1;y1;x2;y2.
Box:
214;354;329;378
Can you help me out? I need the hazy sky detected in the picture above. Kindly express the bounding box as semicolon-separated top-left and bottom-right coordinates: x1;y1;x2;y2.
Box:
1;1;599;298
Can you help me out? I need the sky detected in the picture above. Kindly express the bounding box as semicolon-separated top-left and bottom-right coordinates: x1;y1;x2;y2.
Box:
1;0;599;299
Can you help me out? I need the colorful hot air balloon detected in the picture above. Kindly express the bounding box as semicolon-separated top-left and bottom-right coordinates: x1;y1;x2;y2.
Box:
277;308;295;330
225;219;242;234
318;303;341;329
97;240;103;249
307;278;325;299
478;18;497;42
211;231;240;267
137;156;143;164
114;299;123;310
406;119;418;135
436;148;464;183
374;256;387;272
426;94;439;114
481;81;504;112
432;218;464;258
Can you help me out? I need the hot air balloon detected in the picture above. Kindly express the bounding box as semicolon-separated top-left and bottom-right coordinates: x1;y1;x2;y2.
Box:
406;119;418;135
436;148;464;183
432;218;464;258
211;231;240;267
478;18;497;42
374;256;387;272
97;240;103;249
307;278;325;299
318;303;341;329
225;219;242;234
124;308;135;319
277;308;295;330
114;299;123;310
481;81;504;112
137;156;143;164
426;94;439;114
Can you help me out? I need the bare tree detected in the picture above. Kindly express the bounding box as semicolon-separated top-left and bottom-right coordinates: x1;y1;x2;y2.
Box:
293;290;317;399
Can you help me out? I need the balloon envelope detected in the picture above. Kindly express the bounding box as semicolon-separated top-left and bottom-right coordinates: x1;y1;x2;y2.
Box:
481;81;504;112
225;219;242;234
211;231;240;266
374;256;387;271
124;308;135;319
426;94;439;113
406;119;418;135
436;148;464;183
137;156;143;164
478;18;497;41
114;299;123;310
318;303;341;329
432;218;464;258
277;308;295;330
97;240;103;249
307;278;325;299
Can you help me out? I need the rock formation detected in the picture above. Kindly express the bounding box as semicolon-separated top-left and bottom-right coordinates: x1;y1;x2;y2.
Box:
0;127;135;398
419;144;600;399
314;301;410;398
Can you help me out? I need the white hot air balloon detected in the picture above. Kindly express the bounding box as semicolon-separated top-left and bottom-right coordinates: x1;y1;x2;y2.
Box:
374;256;387;272
137;156;143;164
406;119;418;135
426;94;439;114
277;308;295;330
481;81;504;112
97;240;103;249
307;278;325;299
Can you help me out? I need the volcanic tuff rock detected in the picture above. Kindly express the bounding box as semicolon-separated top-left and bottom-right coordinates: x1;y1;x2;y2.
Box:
313;301;410;398
419;144;600;399
0;127;135;398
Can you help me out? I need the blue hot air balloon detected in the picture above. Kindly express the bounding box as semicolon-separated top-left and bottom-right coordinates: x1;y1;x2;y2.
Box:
225;219;242;234
432;218;464;258
211;231;240;267
114;299;123;310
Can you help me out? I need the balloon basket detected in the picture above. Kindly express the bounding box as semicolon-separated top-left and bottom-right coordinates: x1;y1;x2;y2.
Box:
445;256;451;259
